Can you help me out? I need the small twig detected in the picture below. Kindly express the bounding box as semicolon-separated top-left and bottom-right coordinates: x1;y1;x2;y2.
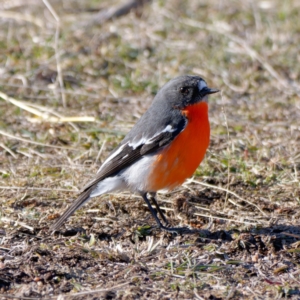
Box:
1;217;34;231
0;91;94;127
0;91;49;117
227;198;243;207
93;217;118;222
28;116;95;123
0;143;17;158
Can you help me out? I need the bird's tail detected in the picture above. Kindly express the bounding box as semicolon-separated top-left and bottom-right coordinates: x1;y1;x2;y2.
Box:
50;175;125;231
50;189;92;232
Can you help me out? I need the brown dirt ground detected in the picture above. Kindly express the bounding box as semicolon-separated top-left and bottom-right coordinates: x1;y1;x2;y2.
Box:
0;0;300;299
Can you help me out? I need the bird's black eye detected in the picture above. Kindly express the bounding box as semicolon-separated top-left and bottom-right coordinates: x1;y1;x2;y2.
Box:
180;87;190;95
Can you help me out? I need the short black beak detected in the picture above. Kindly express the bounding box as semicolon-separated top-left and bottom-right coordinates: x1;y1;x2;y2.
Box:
203;87;219;95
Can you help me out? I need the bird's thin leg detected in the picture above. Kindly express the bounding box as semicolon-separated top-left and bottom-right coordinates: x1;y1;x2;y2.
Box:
148;192;169;225
141;193;188;233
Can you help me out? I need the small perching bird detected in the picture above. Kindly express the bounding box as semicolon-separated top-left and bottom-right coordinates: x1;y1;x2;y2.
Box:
50;75;219;233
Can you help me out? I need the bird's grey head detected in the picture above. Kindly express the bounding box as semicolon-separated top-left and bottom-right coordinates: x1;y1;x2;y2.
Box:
154;75;219;109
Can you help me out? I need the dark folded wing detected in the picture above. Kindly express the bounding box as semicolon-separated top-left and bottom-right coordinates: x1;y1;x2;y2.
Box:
80;122;186;193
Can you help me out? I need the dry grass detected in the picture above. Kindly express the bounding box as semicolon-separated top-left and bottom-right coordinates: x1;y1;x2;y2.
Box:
0;0;300;299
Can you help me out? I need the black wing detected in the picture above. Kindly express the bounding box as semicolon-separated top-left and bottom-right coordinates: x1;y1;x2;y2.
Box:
80;125;185;193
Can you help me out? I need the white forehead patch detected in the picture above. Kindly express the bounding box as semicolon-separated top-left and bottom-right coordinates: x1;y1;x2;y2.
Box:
198;80;207;91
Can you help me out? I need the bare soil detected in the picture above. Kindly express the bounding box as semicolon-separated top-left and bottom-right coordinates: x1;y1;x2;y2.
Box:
0;0;299;299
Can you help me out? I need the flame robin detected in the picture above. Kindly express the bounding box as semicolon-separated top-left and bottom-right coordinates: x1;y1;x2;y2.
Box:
51;75;219;232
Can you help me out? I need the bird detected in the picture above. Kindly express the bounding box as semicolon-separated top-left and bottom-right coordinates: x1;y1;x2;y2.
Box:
50;75;219;232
